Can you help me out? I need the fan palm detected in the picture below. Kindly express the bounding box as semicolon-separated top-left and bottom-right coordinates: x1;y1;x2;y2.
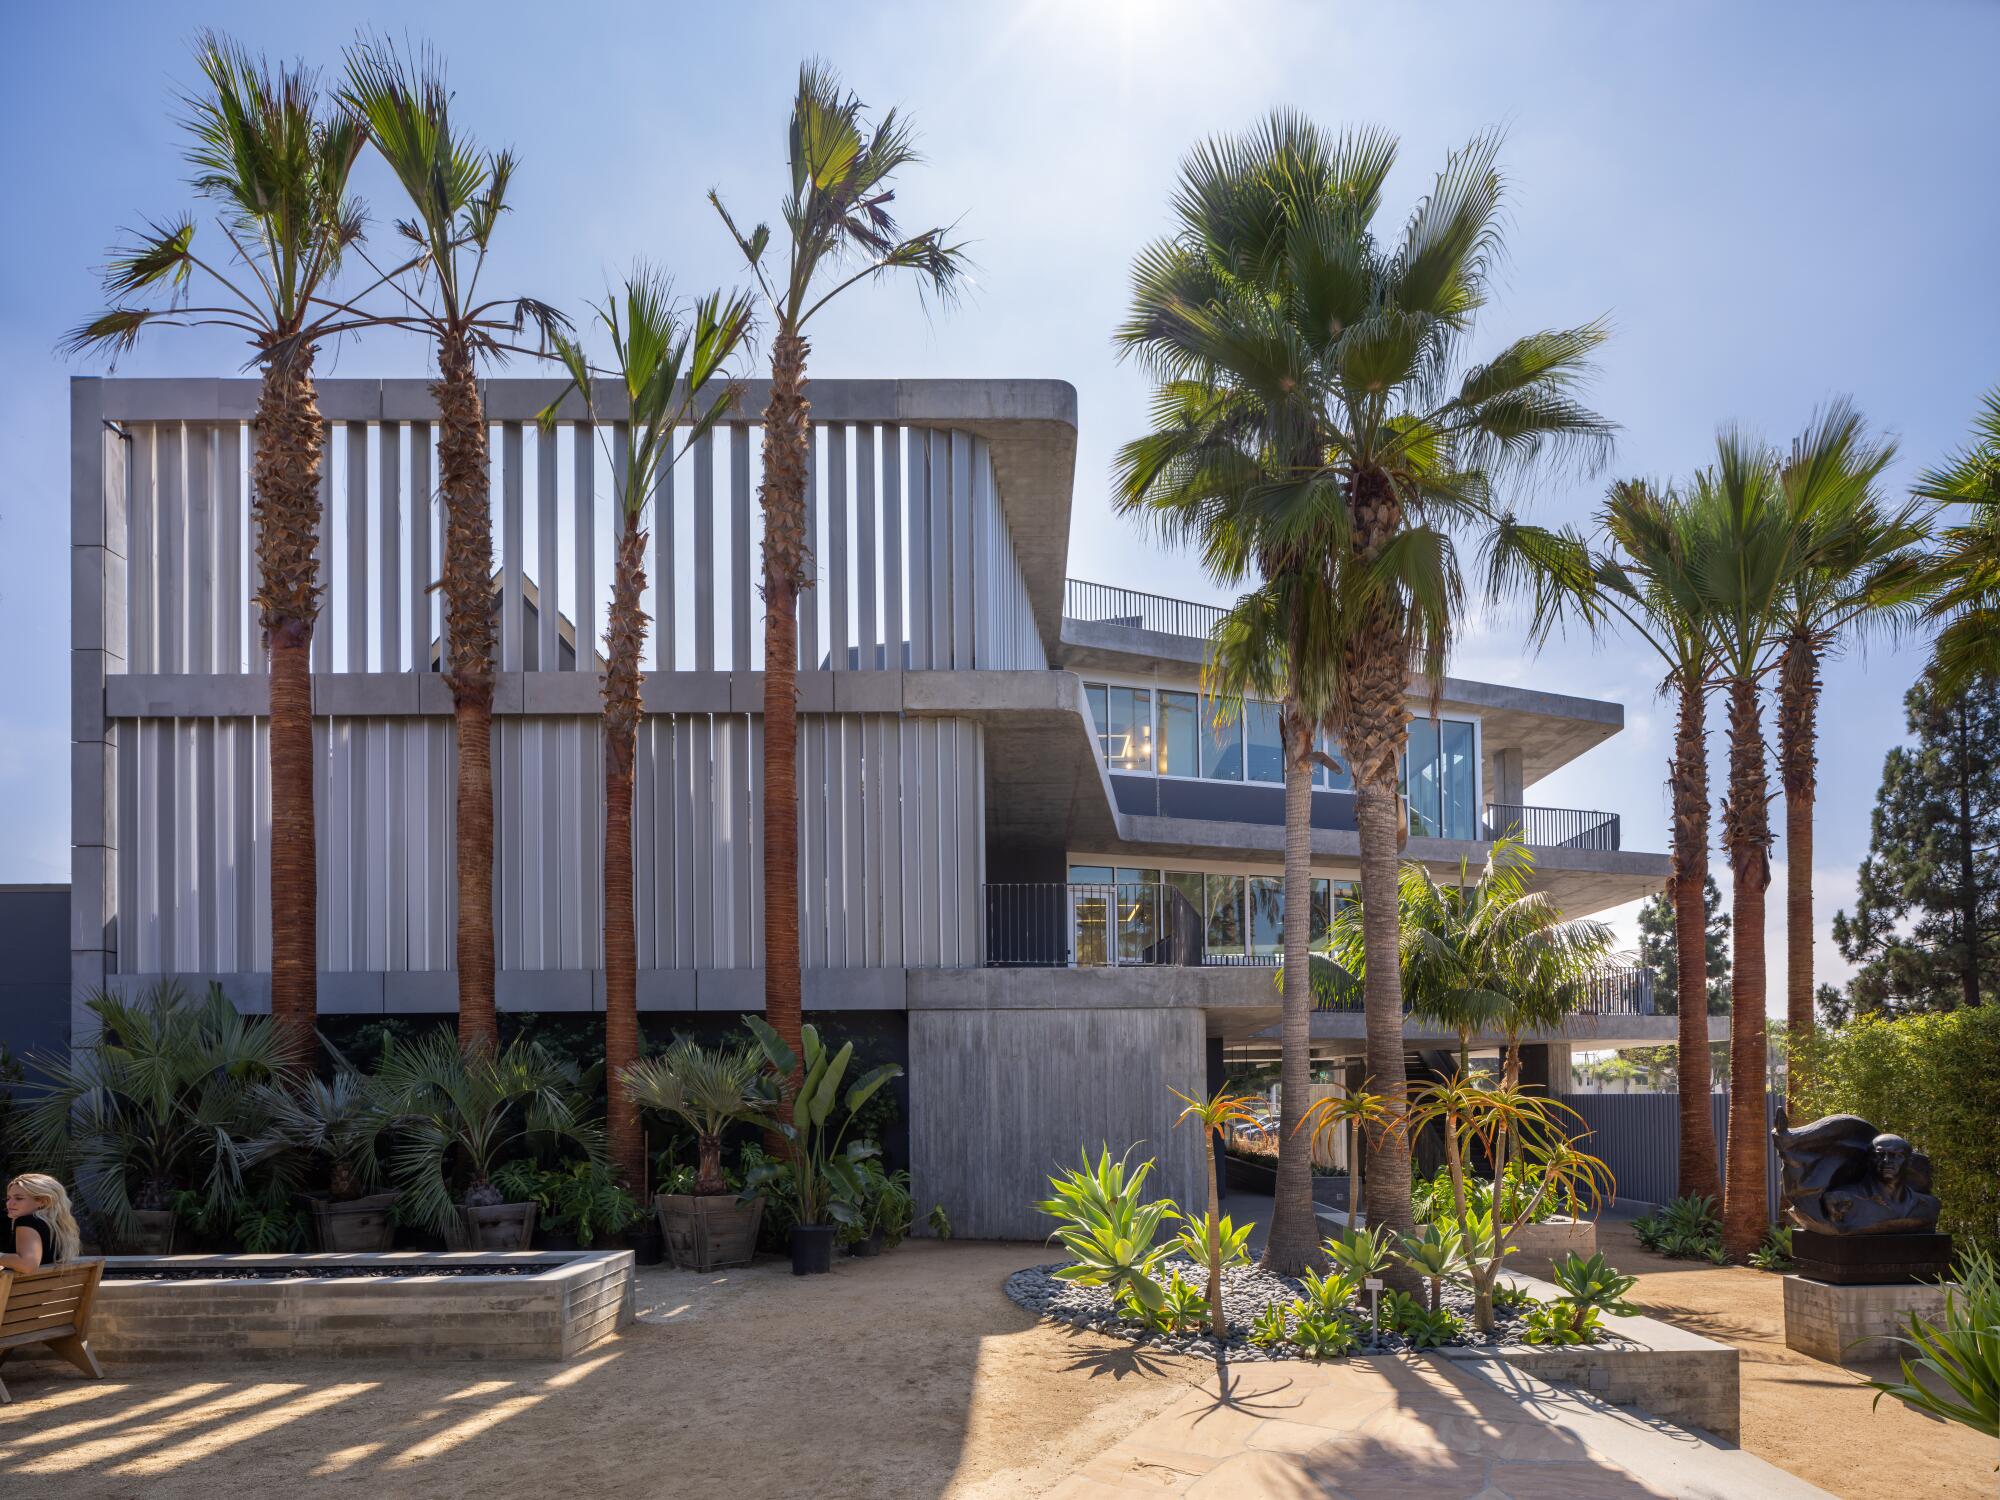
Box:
1115;114;1612;1270
621;1040;772;1196
1768;404;1926;1088
1918;387;2000;700
65;35;368;1064
540;273;754;1185
251;1068;390;1201
1490;480;1724;1203
343;39;567;1053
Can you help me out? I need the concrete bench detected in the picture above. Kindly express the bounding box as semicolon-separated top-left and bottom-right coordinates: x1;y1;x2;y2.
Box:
0;1257;106;1402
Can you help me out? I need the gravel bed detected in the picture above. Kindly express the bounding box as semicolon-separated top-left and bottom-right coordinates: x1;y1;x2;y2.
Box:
1005;1256;1534;1361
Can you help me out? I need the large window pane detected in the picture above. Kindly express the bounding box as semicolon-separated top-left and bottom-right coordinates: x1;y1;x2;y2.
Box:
1086;684;1108;758
1202;696;1243;781
1310;878;1332;949
1114;867;1162;962
1248;877;1283;955
1245;701;1283;783
1164;869;1204;955
1205;874;1244;955
1405;718;1442;838
1160;690;1198;777
1441;719;1477;840
1317;730;1353;791
1103;686;1154;772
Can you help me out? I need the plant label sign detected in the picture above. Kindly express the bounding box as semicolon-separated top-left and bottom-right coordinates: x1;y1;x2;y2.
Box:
1364;1278;1383;1292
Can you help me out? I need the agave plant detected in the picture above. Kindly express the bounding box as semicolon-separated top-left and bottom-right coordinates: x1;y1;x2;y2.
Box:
374;1030;603;1235
16;982;293;1246
1398;1222;1465;1314
1547;1251;1639;1340
621;1039;770;1196
1867;1246;2000;1448
1033;1146;1181;1315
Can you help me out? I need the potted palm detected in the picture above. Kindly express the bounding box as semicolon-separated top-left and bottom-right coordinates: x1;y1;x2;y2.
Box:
376;1032;602;1251
744;1017;901;1276
18;982;289;1254
256;1070;398;1250
622;1040;771;1271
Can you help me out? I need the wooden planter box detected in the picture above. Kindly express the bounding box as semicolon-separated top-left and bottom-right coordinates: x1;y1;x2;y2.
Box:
656;1193;763;1271
302;1192;398;1253
126;1211;177;1256
456;1202;538;1252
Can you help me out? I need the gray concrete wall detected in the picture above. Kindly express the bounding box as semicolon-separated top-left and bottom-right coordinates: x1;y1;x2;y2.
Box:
907;1006;1206;1241
0;885;71;1060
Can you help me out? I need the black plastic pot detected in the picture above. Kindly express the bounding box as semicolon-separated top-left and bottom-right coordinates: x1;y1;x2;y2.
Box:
848;1229;885;1258
629;1218;665;1266
791;1224;838;1276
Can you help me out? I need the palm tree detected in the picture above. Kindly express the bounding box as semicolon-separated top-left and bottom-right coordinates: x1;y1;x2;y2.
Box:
622;1040;772;1196
709;61;966;1077
1492;481;1724;1204
344;40;566;1053
540;273;754;1186
1917;387;2000;698
66;36;367;1066
1115;114;1612;1264
1768;404;1925;1094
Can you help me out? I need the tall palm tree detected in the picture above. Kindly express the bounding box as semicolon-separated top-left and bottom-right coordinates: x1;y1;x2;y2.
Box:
709;61;966;1077
1917;386;2000;698
1769;404;1925;1095
344;41;565;1052
67;35;368;1066
1492;482;1725;1204
540;272;754;1187
1116;115;1612;1264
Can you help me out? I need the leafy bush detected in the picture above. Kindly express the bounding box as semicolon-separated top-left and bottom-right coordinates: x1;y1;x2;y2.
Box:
1792;1007;2000;1255
1543;1251;1638;1342
1380;1288;1424;1331
1248;1302;1292;1348
1324;1225;1395;1281
1122;1270;1209;1335
1413;1160;1572;1228
1866;1245;1999;1442
1749;1226;1794;1273
1633;1193;1726;1262
537;1160;643;1246
1523;1303;1601;1346
1300;1264;1360;1318
1398;1304;1465;1348
1490;1279;1539;1314
927;1202;952;1240
1397;1223;1464;1312
1291;1307;1359;1359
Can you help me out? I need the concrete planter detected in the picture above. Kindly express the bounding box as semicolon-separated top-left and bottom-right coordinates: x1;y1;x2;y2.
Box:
1783;1274;1951;1364
303;1192;398;1253
656;1192;763;1272
1502;1216;1597;1260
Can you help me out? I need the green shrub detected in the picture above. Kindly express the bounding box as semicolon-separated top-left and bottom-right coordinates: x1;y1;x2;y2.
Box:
1324;1224;1395;1280
1033;1146;1180;1316
1633;1193;1725;1262
1792;1008;2000;1255
1248;1302;1292;1348
1523;1303;1601;1346
1398;1304;1465;1348
1291;1307;1359;1359
1866;1245;1999;1442
1546;1251;1638;1339
1749;1226;1794;1273
1490;1279;1539;1314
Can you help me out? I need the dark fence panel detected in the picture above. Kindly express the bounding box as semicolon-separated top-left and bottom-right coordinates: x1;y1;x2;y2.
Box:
1564;1091;1782;1218
983;882;1202;968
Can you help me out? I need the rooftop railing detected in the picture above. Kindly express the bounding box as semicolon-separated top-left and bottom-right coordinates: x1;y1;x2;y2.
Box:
1065;579;1225;641
1484;803;1622;852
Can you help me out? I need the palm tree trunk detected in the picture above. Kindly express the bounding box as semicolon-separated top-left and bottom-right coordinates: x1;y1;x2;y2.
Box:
1721;675;1773;1259
1354;769;1417;1279
1777;633;1818;1108
1671;680;1723;1203
759;329;811;1088
602;512;647;1187
1263;705;1321;1275
435;332;498;1052
252;353;324;1070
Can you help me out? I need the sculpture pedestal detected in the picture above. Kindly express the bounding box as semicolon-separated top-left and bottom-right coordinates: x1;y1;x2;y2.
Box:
1792;1229;1952;1285
1783;1274;1949;1364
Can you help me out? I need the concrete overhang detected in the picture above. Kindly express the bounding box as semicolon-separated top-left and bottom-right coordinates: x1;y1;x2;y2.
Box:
1056;618;1625;789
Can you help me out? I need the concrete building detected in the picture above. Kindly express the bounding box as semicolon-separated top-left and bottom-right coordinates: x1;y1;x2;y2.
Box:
69;375;1680;1237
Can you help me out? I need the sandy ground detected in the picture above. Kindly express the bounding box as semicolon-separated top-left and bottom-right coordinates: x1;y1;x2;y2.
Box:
1512;1219;1998;1500
2;1231;1991;1499
0;1242;1205;1500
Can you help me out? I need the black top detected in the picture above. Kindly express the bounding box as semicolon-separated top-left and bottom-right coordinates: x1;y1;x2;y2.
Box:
12;1214;60;1264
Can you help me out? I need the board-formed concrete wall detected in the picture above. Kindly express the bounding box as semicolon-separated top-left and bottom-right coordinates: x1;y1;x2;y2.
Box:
907;1005;1206;1241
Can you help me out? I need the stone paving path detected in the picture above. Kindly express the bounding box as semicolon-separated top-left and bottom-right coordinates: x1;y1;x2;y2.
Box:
1044;1350;1831;1499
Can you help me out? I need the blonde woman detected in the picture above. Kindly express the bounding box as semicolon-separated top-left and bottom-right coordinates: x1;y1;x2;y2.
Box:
4;1173;80;1271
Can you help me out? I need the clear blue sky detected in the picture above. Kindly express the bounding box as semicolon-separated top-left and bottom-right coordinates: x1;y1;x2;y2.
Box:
4;1;1997;1006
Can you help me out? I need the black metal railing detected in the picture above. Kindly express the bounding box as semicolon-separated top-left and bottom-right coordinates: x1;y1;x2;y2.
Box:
1581;967;1655;1016
1065;579;1225;642
984;882;1204;967
1484;802;1621;851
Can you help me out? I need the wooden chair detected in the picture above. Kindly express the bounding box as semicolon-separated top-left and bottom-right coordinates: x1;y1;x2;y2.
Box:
0;1257;106;1403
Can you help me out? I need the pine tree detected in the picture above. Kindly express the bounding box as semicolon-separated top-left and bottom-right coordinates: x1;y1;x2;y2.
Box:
1637;873;1731;1015
1832;671;2000;1013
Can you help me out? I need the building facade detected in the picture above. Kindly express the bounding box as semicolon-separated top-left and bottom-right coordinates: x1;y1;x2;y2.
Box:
70;376;1676;1238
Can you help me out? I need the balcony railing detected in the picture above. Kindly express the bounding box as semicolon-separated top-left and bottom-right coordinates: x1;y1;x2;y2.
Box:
1066;579;1224;641
1484;802;1621;851
1313;965;1655;1018
984;882;1205;967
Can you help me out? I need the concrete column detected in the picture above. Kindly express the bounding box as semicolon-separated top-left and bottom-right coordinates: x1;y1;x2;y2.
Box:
1495;746;1525;808
70;380;123;1045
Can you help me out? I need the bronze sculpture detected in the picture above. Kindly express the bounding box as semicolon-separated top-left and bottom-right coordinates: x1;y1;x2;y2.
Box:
1771;1111;1941;1236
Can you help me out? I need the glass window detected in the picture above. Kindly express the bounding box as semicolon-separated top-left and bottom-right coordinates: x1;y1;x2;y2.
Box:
1114;867;1162;962
1205;874;1244;955
1068;863;1113;884
1441;719;1477;840
1245;701;1283;783
1086;684;1107;754
1316;730;1353;791
1107;686;1155;772
1405;718;1442;838
1067;863;1114;968
1310;878;1333;949
1159;691;1198;777
1248;877;1283;955
1201;696;1243;781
